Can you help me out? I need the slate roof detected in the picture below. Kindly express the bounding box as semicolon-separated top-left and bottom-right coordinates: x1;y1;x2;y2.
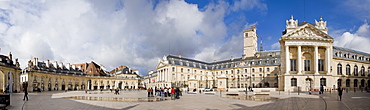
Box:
165;51;281;70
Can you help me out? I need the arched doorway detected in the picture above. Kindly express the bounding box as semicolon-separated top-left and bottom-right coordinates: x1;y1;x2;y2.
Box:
305;78;313;91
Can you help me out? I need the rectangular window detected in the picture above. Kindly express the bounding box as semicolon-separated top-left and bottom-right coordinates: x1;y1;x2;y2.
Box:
290;59;297;71
320;78;326;86
318;60;324;71
304;60;311;71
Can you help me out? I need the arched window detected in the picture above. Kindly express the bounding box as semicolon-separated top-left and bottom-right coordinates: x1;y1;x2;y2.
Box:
354;65;358;76
354;79;358;87
291;78;297;86
172;67;175;72
320;78;326;86
346;79;350;87
361;79;365;87
346;64;350;75
368;67;370;77
337;64;342;75
337;79;342;87
361;66;365;76
181;68;183;72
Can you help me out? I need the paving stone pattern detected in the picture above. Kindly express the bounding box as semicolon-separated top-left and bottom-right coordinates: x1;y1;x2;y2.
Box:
4;90;370;110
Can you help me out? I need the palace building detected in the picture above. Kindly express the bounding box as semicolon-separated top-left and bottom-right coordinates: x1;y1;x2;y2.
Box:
148;16;370;92
0;52;21;93
19;58;140;92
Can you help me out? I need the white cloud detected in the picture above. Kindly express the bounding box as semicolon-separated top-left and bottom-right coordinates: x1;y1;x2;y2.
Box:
0;0;266;75
270;42;280;50
232;0;267;11
334;22;370;53
343;0;370;19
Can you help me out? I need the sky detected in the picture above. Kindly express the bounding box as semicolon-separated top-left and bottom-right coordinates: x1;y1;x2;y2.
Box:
0;0;369;76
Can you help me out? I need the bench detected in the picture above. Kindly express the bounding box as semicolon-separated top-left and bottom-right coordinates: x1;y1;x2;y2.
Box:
226;92;239;96
255;90;270;95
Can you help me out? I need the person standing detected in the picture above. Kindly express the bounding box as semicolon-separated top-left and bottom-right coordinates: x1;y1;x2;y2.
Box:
147;88;151;97
171;87;175;100
320;84;324;94
338;86;343;101
23;90;28;101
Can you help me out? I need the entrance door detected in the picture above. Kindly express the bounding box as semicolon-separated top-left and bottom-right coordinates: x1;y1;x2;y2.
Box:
305;78;313;91
62;85;65;90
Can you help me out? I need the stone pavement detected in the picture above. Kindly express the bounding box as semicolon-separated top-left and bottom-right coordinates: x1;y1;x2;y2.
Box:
3;90;370;110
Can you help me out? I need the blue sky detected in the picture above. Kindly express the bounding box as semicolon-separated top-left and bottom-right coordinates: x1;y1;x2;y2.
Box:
0;0;369;76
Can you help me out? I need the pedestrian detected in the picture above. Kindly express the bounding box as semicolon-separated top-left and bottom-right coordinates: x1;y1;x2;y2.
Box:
147;88;153;97
171;87;175;100
338;86;343;101
320;84;324;94
175;87;180;99
23;90;28;101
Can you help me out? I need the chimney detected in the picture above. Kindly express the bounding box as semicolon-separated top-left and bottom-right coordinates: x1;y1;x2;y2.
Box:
66;63;71;70
46;60;50;68
178;54;182;58
33;58;38;66
8;52;12;61
231;56;234;61
53;61;58;68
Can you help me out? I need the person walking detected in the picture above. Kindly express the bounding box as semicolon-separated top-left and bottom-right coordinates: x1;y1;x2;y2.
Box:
338;86;343;101
320;84;324;94
23;90;28;101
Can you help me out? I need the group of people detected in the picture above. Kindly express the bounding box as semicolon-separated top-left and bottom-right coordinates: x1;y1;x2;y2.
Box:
147;87;181;99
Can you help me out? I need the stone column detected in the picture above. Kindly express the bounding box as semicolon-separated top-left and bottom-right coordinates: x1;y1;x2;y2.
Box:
285;45;290;75
297;46;302;74
326;46;331;75
314;46;319;75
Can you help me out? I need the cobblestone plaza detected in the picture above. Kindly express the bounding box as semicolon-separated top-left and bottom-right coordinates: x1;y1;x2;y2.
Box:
4;90;370;110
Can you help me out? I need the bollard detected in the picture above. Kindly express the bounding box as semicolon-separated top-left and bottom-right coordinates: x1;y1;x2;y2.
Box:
346;88;348;93
288;90;290;95
354;88;356;92
279;90;280;95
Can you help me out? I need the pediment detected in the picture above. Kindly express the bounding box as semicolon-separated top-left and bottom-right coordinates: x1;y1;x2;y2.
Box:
282;24;333;40
156;61;167;69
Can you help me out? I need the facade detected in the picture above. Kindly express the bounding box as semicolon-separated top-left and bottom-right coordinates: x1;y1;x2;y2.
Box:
20;58;139;92
0;52;21;93
148;16;370;92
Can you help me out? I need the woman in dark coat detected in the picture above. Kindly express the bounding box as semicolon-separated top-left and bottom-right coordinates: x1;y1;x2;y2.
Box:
338;86;343;101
